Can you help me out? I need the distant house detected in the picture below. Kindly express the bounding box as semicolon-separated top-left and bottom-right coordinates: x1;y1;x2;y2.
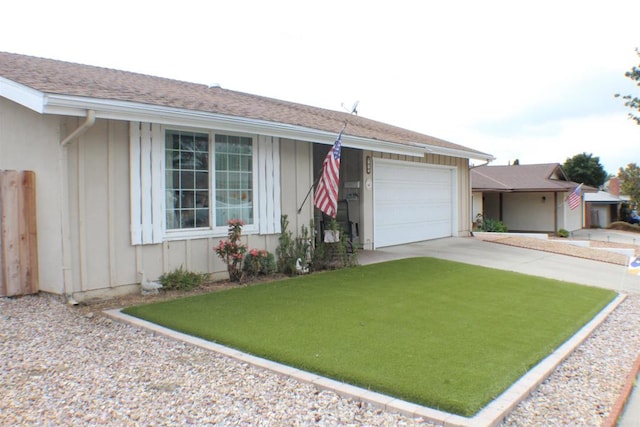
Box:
0;52;493;300
584;178;630;228
471;163;592;233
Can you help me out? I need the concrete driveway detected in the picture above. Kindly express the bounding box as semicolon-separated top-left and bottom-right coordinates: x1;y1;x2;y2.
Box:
358;237;640;294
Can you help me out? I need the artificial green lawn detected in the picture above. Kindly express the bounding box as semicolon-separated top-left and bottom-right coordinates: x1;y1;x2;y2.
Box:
123;258;616;417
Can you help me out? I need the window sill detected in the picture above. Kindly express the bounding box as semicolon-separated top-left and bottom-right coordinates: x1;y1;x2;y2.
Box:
163;225;259;242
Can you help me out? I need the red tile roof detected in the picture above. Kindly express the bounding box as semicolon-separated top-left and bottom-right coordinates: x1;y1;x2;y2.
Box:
0;51;491;158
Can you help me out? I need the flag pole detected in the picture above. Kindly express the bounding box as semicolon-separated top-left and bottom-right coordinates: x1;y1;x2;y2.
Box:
296;109;355;215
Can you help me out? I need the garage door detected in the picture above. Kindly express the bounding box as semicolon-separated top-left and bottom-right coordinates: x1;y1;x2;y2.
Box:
374;158;455;248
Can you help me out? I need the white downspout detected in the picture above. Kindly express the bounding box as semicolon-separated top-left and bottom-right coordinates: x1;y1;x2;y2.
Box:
59;110;95;304
61;110;95;147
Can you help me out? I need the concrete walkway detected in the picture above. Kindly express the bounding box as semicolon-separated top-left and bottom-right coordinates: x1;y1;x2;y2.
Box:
359;234;640;425
358;236;640;294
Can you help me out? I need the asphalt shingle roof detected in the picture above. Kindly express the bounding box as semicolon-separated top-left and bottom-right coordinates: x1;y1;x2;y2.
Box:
0;51;491;158
471;163;579;192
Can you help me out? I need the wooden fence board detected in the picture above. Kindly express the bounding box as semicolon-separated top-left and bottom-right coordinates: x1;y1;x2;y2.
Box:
0;170;39;297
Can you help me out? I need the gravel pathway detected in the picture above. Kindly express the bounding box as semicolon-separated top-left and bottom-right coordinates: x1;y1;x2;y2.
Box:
2;290;640;426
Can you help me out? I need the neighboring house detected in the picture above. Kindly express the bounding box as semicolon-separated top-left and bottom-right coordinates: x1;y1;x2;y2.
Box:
584;178;630;228
471;163;591;233
0;52;493;300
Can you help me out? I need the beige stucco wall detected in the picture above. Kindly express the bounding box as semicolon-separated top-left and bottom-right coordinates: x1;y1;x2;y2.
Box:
502;192;556;232
588;204;611;228
0;98;66;294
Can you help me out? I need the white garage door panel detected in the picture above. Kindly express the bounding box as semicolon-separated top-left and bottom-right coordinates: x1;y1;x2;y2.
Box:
374;159;454;248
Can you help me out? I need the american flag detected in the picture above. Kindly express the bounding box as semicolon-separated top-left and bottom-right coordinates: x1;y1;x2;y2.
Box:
567;183;583;210
314;132;342;218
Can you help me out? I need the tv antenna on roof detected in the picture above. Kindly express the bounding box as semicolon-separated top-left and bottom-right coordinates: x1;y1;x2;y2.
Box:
341;100;359;115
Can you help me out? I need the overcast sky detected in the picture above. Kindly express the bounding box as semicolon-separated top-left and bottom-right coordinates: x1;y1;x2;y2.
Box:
2;1;639;174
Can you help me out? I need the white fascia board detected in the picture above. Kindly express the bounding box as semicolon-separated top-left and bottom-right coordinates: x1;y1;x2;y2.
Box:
43;94;485;159
424;145;495;162
0;77;46;113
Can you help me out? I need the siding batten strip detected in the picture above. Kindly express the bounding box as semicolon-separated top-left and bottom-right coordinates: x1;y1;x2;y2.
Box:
264;137;274;234
272;138;281;233
129;122;142;245
150;124;164;244
258;136;268;234
140;123;153;244
78;140;88;291
107;122;117;287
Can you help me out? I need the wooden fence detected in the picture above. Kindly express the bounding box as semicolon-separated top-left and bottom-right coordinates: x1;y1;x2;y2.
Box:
1;170;39;297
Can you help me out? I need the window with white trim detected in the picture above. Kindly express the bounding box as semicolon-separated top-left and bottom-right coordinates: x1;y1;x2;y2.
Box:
164;130;255;231
214;134;253;226
165;130;210;229
129;121;280;244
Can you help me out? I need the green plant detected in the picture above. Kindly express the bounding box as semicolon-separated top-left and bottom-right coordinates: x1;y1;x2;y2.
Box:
313;219;357;270
557;229;569;238
243;249;276;278
479;218;508;232
276;215;295;275
157;266;206;291
214;219;247;282
276;215;313;276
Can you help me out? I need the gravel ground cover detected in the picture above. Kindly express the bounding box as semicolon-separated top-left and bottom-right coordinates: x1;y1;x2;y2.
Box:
2;237;640;426
1;295;427;426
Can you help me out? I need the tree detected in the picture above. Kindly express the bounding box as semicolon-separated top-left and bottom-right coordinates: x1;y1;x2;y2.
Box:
562;153;607;188
614;48;640;125
618;163;640;203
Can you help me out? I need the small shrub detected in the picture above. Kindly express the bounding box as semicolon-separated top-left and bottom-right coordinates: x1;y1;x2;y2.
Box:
214;219;247;282
313;219;357;270
276;215;313;276
480;218;508;232
243;249;276;277
158;266;206;291
608;221;640;232
557;229;569;238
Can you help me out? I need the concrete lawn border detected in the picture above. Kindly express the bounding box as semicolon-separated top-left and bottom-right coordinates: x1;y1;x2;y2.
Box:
104;293;625;427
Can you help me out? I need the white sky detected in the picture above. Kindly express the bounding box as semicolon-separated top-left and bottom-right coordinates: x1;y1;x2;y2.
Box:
2;0;639;174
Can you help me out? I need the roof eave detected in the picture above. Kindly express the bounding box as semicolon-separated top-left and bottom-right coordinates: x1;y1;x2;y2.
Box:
472;187;575;192
422;145;494;162
42;94;436;157
3;84;493;159
0;77;46;113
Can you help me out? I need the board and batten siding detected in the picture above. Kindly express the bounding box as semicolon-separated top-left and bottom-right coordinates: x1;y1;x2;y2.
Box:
62;120;313;300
